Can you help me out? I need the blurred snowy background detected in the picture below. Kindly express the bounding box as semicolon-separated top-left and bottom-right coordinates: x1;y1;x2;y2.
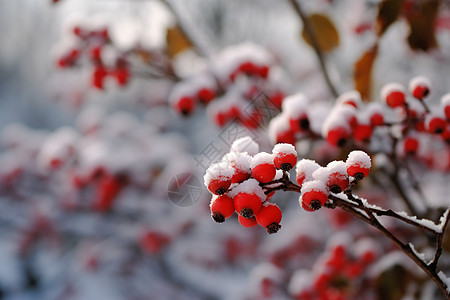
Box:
1;0;450;299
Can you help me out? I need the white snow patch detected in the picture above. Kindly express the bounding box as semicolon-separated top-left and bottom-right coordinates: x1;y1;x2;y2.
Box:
230;136;259;156
204;162;234;186
346;150;371;169
228;178;266;201
250;152;274;169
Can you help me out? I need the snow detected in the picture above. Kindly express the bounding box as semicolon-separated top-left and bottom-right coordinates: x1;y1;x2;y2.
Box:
296;159;321;182
321;105;353;137
250;152;274;169
409;76;431;94
203;162;234;186
409;243;428;264
272;143;296;156
281;93;309;119
222;151;252;173
441;92;450;108
354;238;379;259
380;82;406;102
346;150;371;169
326;161;348;176
268;113;290;144
228;178;266;201
336;90;362;108
249;263;283;294
230;136;259;156
395;210;442;233
438;271;450;293
287;269;311;296
300;180;328;195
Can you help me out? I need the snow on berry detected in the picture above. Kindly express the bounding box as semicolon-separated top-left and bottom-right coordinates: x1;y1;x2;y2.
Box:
204;162;234;195
313;161;349;194
322;106;354;147
281;93;310;131
230;136;259;156
268;113;295;145
353;117;373;143
346;150;371;179
222;151;252;183
272;143;297;171
354;238;379;264
381;82;406;108
300;180;329;211
295;159;321;186
336;90;362;108
255;202;282;234
365;102;385;126
251;152;276;183
288;270;312;299
409;76;431;100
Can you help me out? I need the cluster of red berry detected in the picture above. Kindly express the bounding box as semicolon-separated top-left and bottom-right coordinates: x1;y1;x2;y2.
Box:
56;22;130;89
297;150;371;212
171;43;287;128
288;234;378;300
205;137;297;234
204;136;372;234
269;76;450;170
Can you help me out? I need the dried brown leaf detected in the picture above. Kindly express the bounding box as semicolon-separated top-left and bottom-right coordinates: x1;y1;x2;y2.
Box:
405;0;439;51
376;0;405;36
353;45;378;101
301;14;340;53
166;26;192;59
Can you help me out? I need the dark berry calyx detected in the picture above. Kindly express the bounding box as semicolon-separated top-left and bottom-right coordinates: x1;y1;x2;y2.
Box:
211;212;225;223
267;223;282;234
337;138;347;147
215;187;227;195
299;118;310;130
329;184;342;194
353;173;364;181
309;200;322;211
280;163;292;171
240;208;254;219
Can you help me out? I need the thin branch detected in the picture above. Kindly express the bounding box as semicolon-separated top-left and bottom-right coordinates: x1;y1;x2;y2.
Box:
289;0;338;98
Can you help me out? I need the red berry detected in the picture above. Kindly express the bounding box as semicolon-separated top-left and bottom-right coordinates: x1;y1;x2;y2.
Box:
272;143;297;171
326;126;350;147
197;88;215;104
270;92;285;108
114;68;130;86
92;65;108;90
234;192;263;219
409;76;430;100
426;114;446;134
90;46;102;61
204;163;233;195
174;96;196;116
140;231;171;255
210;195;235;223
381;83;406;108
251;153;276;183
403;136;419;154
369;112;384;126
93;175;125;212
353;124;373;143
336;91;362;108
441;127;450;143
441;93;450;119
322;161;349;194
256;65;269;78
346;150;371;179
238;215;258;227
239;61;256;74
301;180;329;211
300;200;315;212
255;203;282;234
207;178;231;195
231;168;251;183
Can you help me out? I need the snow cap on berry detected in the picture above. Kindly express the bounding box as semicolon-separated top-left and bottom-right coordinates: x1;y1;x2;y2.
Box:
281;93;309;119
288;270;312;298
441;93;450;108
336;90;362;108
381;82;406;107
296;159;321;184
346;150;371;169
268;113;291;144
272;143;297;157
409;76;431;99
203;162;234;186
300;180;328;196
322;106;353;138
228;178;266;201
250;152;274;169
222;151;251;172
230;136;259;156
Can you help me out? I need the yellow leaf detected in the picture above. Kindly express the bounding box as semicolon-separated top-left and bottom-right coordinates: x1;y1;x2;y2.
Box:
375;0;405;36
405;0;439;51
353;45;378;101
166;26;192;59
301;14;340;53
